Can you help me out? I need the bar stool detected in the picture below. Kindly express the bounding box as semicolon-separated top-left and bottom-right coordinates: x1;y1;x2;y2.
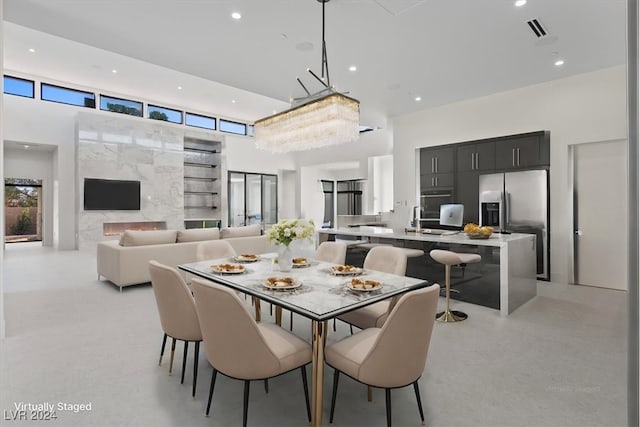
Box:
429;249;481;322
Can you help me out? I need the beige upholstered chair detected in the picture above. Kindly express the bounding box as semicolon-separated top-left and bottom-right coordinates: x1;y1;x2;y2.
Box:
336;246;408;332
196;239;237;261
315;241;347;264
326;283;440;427
148;261;203;398
191;278;312;427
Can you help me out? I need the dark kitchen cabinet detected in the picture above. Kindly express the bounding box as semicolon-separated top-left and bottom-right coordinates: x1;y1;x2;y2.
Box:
456;171;481;224
421;172;454;190
457;141;495;172
420;146;455;191
495;132;549;170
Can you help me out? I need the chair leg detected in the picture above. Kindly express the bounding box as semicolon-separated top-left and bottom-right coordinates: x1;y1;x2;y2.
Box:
192;342;200;398
329;369;340;423
264;379;269;394
385;388;392;427
301;366;311;422
367;385;373;402
349;325;354;335
290;311;294;331
168;338;176;375
243;380;251;427
158;333;167;366
332;318;336;331
413;381;425;425
205;369;218;416
181;341;189;384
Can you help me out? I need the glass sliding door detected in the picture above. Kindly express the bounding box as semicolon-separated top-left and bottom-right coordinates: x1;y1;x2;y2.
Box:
321;180;334;228
228;172;246;227
228;171;277;228
5;178;43;243
245;174;262;225
262;175;278;228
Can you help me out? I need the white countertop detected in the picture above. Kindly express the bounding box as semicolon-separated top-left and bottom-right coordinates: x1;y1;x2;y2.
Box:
318;226;534;247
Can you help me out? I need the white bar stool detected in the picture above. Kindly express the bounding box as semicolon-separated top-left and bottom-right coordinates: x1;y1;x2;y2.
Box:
429;249;481;322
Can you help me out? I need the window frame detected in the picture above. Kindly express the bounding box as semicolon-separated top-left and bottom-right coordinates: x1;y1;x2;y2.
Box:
220;119;247;135
40;82;96;108
3;75;35;98
148;104;183;124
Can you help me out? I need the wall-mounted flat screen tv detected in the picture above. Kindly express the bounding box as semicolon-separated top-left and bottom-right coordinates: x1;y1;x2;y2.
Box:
83;178;141;210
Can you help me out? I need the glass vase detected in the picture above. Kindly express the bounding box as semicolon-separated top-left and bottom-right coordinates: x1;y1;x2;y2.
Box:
277;244;293;272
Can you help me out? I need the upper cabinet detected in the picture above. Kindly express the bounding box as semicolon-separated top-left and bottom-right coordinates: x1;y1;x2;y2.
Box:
420;146;455;190
494;132;549;170
457;141;495;172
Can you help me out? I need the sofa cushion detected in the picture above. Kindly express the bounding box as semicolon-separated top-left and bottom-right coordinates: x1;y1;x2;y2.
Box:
220;224;262;239
176;228;220;243
119;230;177;247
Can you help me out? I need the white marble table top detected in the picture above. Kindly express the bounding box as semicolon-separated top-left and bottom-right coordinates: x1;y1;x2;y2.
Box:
179;253;428;321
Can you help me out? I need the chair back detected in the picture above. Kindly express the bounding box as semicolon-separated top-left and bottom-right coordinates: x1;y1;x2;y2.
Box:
315;241;347;265
196;240;237;261
191;278;282;379
148;261;202;341
358;284;440;388
363;246;407;276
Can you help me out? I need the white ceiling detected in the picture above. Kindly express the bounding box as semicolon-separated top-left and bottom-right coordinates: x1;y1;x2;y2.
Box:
1;0;627;128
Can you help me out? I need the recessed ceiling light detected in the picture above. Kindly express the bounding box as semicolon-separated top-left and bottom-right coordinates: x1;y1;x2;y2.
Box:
111;69;118;74
231;99;236;104
348;65;357;72
177;86;183;90
554;59;565;66
515;0;527;6
415;96;422;102
28;48;35;53
24;145;30;149
231;12;242;20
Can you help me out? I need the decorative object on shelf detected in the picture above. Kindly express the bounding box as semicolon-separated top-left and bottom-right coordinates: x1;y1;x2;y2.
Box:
254;0;359;152
266;219;315;272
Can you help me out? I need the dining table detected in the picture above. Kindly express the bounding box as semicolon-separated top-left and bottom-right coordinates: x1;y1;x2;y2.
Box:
178;253;429;427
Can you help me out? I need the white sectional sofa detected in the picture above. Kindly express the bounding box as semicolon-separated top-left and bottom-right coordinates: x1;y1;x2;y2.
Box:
97;224;273;290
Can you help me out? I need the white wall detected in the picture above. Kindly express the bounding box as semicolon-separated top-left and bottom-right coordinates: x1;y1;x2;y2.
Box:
4;147;54;246
392;65;627;285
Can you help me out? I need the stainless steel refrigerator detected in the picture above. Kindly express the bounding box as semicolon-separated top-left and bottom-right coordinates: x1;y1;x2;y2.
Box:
478;170;549;280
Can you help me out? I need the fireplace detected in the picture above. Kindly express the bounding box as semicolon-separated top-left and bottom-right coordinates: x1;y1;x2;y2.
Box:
103;221;167;236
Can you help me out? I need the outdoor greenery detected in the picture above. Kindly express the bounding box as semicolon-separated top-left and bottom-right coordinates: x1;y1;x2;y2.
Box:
106;102;142;117
149;111;169;121
5;180;39;207
11;208;32;235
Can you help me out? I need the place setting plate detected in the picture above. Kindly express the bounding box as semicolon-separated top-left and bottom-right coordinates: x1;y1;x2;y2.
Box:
330;265;364;276
292;257;311;268
233;254;260;263
263;276;302;291
210;263;247;274
345;278;383;292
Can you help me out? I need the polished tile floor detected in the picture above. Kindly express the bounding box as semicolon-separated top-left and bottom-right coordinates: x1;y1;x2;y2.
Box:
1;242;628;426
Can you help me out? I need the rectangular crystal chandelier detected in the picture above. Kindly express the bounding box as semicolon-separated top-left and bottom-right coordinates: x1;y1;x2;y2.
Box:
254;92;360;152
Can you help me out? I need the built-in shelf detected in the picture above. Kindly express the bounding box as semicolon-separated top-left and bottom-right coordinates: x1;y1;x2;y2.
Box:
184;162;217;168
184;177;218;181
183;137;222;214
184;147;219;154
184;191;219;195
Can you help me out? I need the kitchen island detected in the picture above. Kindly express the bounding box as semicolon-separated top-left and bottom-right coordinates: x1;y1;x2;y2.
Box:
318;227;537;316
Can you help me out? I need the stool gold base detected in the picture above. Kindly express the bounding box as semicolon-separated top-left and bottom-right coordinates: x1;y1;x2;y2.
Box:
436;309;468;322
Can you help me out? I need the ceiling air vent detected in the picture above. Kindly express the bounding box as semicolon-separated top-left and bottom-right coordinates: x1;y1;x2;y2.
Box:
527;18;547;38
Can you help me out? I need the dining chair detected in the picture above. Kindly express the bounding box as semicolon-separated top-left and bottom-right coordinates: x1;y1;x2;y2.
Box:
191;278;312;427
315;241;347;264
196;239;237;261
335;246;408;333
326;283;440;427
148;260;203;398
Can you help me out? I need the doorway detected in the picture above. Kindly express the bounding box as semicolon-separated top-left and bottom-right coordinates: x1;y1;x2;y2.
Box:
4;178;43;243
228;171;277;228
572;139;627;290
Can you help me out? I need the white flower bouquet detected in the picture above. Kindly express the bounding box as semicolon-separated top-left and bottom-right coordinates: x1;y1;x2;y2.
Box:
266;218;315;247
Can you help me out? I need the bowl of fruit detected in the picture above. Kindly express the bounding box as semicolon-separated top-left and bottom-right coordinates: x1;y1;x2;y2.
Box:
463;223;493;239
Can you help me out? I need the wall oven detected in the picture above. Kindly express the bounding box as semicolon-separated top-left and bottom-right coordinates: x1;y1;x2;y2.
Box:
420;191;454;225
